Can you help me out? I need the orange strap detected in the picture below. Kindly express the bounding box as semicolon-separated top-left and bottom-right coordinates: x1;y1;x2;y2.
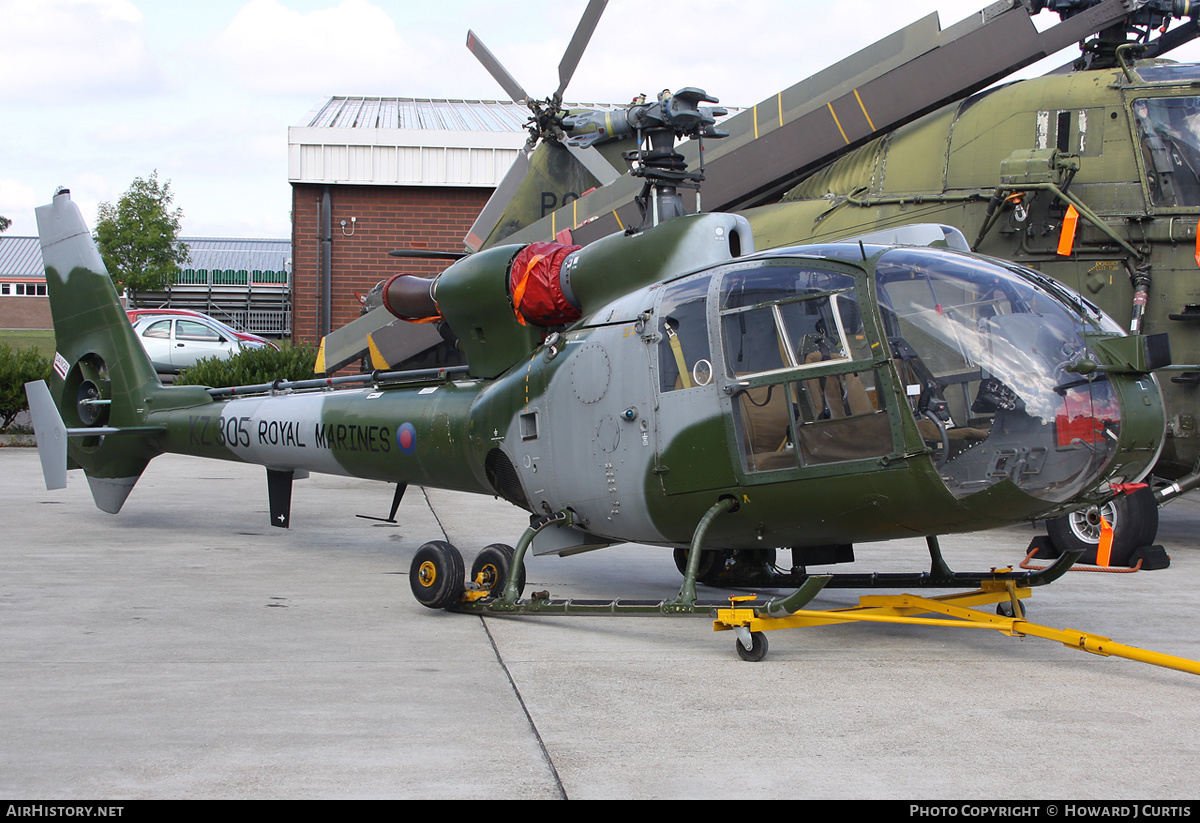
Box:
1096;516;1114;568
1057;205;1079;256
510;254;546;326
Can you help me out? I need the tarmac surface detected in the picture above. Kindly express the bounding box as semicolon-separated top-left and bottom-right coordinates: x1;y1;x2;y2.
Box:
2;448;1198;799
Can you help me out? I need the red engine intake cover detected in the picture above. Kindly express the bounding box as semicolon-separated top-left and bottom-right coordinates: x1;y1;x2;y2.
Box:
509;242;581;327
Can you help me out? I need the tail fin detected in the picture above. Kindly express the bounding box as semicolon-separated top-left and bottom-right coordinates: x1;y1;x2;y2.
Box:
33;188;165;513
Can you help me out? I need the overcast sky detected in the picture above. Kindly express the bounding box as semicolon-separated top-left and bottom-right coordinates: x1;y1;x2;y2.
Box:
4;0;1200;241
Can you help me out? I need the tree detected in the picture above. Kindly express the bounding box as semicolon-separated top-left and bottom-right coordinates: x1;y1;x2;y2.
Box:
0;215;10;233
0;344;52;431
93;171;189;297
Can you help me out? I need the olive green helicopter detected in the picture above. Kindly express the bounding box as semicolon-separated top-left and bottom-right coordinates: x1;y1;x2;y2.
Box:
24;0;1200;667
422;0;1200;565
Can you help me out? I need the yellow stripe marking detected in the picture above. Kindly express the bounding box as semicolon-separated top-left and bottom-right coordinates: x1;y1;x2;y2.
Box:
612;210;624;231
366;334;390;370
827;102;849;143
314;338;326;374
853;88;875;131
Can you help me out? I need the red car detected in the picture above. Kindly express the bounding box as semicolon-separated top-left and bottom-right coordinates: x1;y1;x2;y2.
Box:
125;309;278;350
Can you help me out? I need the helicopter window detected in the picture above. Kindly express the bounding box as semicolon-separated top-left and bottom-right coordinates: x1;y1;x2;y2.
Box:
719;265;856;311
874;247;1122;503
791;369;891;466
1132;97;1200;207
719;265;864;380
657;274;713;391
1134;65;1200;84
780;292;871;364
734;384;796;472
722;305;788;376
732;368;892;472
718;263;891;472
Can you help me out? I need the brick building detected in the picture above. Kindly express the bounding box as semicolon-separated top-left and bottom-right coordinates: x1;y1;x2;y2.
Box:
288;97;532;345
0;236;52;329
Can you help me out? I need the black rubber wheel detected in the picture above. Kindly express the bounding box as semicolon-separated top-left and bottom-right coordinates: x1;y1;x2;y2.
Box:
410;540;465;609
471;543;526;599
996;601;1025;618
735;631;769;662
1126;487;1160;548
676;548;778;586
673;548;721;584
1045;488;1158;566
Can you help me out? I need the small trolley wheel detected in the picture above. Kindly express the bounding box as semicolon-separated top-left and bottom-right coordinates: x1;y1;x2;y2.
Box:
996;601;1025;618
471;543;526;599
410;540;465;609
735;631;769;662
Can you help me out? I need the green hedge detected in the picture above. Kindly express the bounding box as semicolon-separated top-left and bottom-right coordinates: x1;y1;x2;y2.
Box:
175;342;319;388
0;344;53;431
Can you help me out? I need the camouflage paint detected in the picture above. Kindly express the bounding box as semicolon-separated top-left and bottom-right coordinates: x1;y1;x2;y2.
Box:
32;189;1166;563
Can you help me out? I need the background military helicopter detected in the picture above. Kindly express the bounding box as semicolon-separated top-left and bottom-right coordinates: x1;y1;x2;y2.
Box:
336;0;1197;562
741;0;1200;560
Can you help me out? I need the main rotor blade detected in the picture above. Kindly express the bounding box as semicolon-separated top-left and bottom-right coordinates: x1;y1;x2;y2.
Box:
555;0;608;101
463;150;531;251
564;141;620;186
387;248;469;260
466;29;530;104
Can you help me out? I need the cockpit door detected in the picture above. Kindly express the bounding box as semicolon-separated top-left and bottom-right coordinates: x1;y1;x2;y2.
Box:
651;272;737;495
715;261;900;479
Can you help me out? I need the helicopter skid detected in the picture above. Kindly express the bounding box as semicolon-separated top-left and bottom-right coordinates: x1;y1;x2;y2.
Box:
453;595;738;617
437;538;1200;674
750;549;1081;590
699;537;1082;590
447;569;1200;674
447;546;1080;620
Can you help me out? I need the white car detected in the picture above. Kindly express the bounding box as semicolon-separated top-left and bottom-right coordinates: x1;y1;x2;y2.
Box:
132;314;269;373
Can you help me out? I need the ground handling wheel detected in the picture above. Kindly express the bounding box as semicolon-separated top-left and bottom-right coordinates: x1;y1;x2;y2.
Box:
410;540;465;609
735;631;769;662
672;547;723;584
471;543;526;599
1045;487;1158;566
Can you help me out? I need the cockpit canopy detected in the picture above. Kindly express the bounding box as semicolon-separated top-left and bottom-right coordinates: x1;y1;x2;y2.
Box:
656;244;1133;504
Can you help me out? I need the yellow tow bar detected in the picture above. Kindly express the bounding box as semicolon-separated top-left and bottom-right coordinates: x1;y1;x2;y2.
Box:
713;580;1200;674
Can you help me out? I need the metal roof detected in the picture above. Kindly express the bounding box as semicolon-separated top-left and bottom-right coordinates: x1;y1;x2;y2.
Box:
177;238;291;273
0;236;44;278
289;96;740;189
298;96;627;132
0;236;291;279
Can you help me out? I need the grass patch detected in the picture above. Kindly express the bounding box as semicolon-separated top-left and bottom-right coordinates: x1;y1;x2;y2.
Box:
0;330;56;357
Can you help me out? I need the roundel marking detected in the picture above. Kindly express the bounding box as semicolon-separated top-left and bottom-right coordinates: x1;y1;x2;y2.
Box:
397;422;417;455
